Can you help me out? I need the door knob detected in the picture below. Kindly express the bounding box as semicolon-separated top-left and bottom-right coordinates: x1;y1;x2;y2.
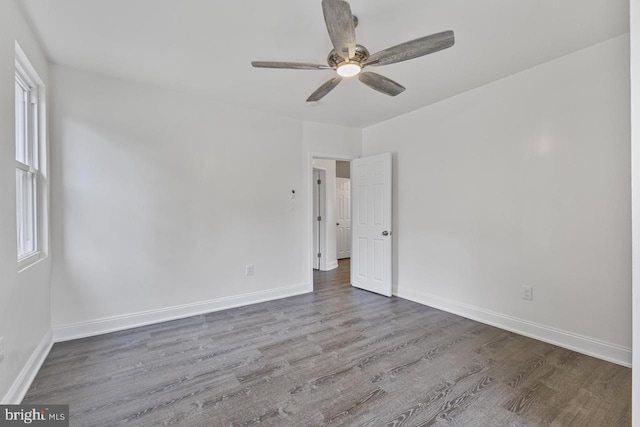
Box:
382;230;389;236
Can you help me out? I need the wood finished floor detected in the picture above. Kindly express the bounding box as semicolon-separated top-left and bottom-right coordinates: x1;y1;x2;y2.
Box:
25;260;631;426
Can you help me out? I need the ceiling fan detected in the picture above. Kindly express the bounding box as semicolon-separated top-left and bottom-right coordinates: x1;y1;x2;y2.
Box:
251;0;455;102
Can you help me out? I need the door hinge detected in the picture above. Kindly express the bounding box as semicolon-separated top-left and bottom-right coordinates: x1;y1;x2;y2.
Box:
317;252;322;258
317;216;322;222
317;179;321;185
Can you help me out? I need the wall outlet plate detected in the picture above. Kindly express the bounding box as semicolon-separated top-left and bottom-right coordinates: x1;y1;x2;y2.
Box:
522;286;533;301
246;264;254;276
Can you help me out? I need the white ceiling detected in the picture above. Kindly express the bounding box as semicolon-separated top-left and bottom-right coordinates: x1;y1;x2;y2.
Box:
20;0;629;128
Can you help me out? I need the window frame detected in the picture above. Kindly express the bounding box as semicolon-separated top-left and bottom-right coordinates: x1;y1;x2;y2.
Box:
15;43;46;271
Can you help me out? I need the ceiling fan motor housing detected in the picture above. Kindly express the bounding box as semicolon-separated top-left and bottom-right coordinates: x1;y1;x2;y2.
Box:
327;44;369;68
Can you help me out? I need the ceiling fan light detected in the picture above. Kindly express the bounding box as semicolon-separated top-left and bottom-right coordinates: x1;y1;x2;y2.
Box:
336;62;361;77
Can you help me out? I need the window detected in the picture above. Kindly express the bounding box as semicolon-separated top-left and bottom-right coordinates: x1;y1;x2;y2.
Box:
15;45;45;267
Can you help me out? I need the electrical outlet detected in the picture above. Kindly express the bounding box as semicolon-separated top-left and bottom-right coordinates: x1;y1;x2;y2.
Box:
522;286;533;301
246;264;254;276
0;336;4;364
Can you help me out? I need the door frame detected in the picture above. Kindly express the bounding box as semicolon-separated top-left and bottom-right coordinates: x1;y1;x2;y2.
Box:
307;152;356;290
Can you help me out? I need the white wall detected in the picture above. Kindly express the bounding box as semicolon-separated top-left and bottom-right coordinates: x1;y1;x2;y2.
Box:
363;35;631;365
302;122;362;158
312;159;337;271
630;0;639;420
0;1;52;403
49;65;362;338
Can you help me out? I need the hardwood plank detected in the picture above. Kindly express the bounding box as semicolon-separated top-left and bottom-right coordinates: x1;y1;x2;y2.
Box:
23;260;631;426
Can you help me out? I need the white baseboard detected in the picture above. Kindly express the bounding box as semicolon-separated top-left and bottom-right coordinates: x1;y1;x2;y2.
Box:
396;287;631;368
2;331;53;404
53;283;311;342
324;261;339;271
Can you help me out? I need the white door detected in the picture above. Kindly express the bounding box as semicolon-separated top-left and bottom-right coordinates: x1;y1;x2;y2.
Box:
336;178;352;259
351;153;392;297
312;169;321;270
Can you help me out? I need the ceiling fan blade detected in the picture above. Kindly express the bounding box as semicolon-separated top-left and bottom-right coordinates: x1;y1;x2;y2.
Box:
363;30;455;67
322;0;356;60
358;72;406;96
307;76;343;102
252;61;331;70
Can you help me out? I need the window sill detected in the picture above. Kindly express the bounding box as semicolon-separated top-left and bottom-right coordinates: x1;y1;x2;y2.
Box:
18;251;46;273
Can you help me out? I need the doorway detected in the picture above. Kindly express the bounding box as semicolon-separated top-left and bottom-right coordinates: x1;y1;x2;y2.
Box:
311;157;350;289
308;152;393;296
